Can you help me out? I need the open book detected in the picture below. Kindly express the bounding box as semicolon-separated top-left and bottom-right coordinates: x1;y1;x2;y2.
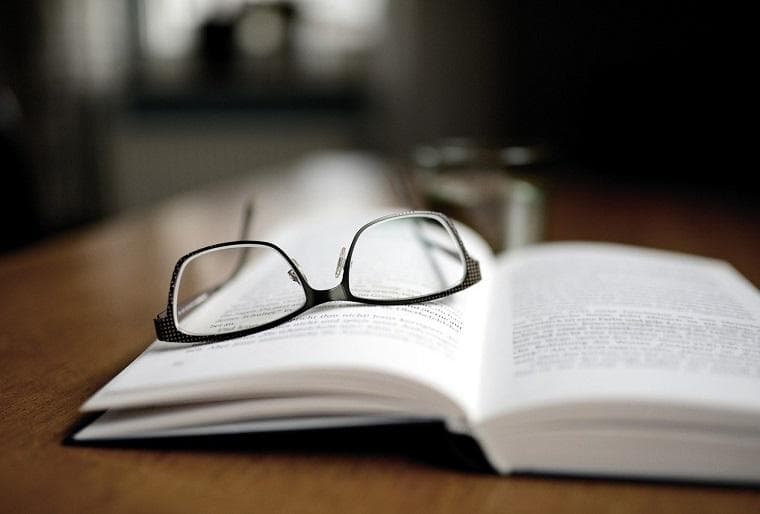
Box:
75;212;760;483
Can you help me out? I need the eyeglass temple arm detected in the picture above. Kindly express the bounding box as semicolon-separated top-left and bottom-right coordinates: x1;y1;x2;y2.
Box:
421;235;463;260
238;201;254;240
156;201;255;337
410;218;480;288
408;218;466;261
410;218;479;289
409;218;449;285
228;201;255;281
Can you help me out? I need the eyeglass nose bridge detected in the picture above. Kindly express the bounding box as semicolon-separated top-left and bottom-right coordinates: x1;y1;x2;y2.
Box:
312;283;349;304
293;245;350;305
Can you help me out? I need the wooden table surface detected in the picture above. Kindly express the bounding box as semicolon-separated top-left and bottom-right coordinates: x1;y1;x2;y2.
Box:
1;158;759;513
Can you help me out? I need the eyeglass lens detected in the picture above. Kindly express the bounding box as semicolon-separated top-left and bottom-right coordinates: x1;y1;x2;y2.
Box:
348;215;466;300
175;245;306;336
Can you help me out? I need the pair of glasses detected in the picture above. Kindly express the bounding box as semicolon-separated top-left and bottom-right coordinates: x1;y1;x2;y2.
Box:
154;208;481;344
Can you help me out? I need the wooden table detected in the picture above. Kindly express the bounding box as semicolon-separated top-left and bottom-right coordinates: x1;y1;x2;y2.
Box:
1;157;759;513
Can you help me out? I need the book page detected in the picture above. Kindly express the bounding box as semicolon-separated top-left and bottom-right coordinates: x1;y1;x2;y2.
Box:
84;211;494;422
477;243;760;422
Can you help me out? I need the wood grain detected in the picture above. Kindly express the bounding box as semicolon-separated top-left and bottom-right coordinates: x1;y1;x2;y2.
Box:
1;164;758;514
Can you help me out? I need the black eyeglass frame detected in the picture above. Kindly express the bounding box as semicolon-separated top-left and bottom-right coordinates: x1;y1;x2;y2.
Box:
154;211;481;344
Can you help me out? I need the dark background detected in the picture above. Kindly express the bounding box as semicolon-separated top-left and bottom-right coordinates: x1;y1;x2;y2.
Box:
1;1;754;253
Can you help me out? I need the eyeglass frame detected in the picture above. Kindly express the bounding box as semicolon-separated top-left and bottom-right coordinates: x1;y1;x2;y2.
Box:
154;210;482;344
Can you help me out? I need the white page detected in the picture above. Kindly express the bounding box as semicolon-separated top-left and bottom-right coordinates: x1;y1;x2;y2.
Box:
477;242;760;423
84;211;494;423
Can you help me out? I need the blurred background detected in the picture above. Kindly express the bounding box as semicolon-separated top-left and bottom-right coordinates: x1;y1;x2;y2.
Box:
0;0;754;253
